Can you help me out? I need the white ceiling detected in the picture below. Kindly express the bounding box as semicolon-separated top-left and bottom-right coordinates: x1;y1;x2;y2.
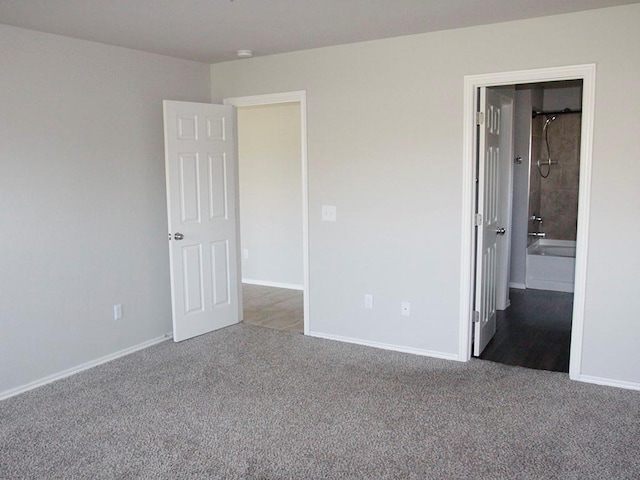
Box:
1;0;638;64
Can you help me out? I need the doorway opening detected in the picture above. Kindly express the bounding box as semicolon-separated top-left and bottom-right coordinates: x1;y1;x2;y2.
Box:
479;80;583;372
224;92;309;335
460;65;596;381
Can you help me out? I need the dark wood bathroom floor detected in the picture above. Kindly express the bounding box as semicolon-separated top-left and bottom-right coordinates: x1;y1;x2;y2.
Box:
479;288;573;372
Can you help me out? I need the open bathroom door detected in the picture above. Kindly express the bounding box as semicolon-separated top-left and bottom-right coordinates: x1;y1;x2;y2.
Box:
495;88;514;311
473;87;502;356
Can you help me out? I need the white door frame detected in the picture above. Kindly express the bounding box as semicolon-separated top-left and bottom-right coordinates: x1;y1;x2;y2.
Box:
459;65;596;381
223;91;310;335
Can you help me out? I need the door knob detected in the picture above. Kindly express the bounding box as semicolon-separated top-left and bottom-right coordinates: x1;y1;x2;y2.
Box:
173;232;184;240
495;227;506;235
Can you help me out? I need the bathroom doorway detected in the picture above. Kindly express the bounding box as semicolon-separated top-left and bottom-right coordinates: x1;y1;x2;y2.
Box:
480;80;583;372
461;64;596;379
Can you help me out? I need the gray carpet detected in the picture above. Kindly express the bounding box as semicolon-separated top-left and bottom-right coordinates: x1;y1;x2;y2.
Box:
1;324;639;479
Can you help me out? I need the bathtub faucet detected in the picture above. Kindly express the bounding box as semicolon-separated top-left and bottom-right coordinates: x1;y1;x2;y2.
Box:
528;232;546;238
530;214;543;225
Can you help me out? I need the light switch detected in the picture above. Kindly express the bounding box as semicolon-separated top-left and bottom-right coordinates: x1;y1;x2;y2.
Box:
322;205;337;222
364;294;374;310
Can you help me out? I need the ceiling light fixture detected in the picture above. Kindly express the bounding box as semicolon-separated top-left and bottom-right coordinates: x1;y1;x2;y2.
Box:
237;49;253;59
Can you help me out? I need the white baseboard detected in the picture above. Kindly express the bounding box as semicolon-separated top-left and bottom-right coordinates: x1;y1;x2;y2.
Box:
509;282;527;289
574;374;640;391
497;299;511;311
0;333;172;401
242;278;303;291
308;331;460;362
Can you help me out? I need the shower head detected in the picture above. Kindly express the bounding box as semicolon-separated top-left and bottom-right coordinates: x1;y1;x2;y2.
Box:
543;114;557;131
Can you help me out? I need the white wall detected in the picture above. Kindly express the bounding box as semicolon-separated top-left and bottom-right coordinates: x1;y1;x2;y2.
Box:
211;4;640;384
238;103;303;287
0;25;211;395
510;89;533;288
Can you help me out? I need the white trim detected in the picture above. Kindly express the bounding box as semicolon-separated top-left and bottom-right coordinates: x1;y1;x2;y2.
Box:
460;64;596;384
309;331;460;362
509;282;527;290
224;91;310;335
224;92;304;107
576;374;640;392
568;67;596;381
242;278;303;291
0;334;171;401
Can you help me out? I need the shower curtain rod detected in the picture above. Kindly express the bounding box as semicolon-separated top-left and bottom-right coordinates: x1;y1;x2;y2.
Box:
532;108;582;118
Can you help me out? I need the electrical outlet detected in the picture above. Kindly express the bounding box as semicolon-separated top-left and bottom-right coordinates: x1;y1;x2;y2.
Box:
113;304;122;321
243;249;249;260
364;294;373;310
401;301;411;317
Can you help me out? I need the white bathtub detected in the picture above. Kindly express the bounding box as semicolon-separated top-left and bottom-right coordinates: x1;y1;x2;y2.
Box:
526;239;576;293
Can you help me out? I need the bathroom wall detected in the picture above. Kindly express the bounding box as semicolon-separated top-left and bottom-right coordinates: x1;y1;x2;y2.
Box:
509;91;530;288
510;87;541;287
544;85;583;111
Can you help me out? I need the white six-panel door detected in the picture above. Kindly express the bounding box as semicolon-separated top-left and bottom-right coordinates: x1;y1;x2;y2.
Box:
473;87;502;356
163;101;239;342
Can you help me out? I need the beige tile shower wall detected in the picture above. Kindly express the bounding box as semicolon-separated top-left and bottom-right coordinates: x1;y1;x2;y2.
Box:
538;115;581;240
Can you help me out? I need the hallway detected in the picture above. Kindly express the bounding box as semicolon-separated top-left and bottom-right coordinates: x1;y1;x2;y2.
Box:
242;284;303;334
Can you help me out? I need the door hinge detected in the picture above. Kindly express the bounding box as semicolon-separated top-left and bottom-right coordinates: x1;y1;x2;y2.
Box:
473;311;480;323
474;213;483;226
476;111;484;125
